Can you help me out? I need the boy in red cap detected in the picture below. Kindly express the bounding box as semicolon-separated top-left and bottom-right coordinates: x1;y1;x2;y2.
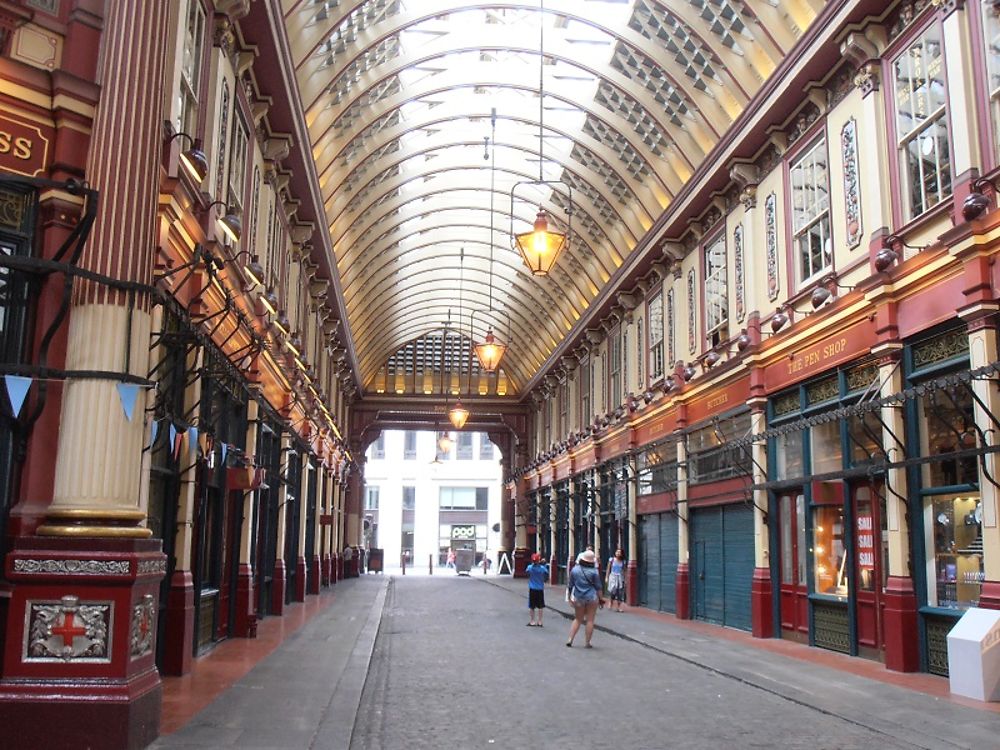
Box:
525;552;549;627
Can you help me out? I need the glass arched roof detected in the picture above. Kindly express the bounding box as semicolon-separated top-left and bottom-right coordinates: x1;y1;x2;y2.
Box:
282;0;827;394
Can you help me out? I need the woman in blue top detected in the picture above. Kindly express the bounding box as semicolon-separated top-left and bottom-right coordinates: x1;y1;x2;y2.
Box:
606;548;626;612
566;549;604;648
525;553;549;627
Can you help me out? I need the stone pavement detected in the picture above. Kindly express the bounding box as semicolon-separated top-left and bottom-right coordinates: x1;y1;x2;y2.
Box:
485;575;999;750
152;573;998;749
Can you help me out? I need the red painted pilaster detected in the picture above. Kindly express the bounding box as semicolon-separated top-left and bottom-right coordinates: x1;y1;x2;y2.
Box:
750;567;774;638
675;563;691;620
626;560;638;606
271;559;286;616
883;575;920;672
513;548;529;578
232;563;256;638
160;570;195;676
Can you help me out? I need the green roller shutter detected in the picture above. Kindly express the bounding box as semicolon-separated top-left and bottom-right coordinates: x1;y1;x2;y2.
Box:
691;504;754;631
722;504;754;632
659;513;678;613
639;514;660;610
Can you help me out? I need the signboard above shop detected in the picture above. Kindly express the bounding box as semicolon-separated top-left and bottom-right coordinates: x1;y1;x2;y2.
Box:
0;111;51;177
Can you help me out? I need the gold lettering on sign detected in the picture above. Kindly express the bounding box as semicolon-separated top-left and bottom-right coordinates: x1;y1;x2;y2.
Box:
706;393;728;409
0;114;49;176
787;336;848;376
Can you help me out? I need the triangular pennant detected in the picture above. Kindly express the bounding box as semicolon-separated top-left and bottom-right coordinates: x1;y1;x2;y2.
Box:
188;426;198;456
4;375;31;416
149;420;160;450
169;424;181;460
115;383;141;422
220;443;229;466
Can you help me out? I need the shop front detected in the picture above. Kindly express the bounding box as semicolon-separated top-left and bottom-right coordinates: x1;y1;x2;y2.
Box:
553;479;570;582
636;437;679;613
598;457;630;572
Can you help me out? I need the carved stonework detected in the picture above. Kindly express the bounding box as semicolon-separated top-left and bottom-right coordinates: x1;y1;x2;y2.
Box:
215;80;231;200
841;118;863;248
666;288;675;369
734;224;746;322
740;186;757;210
686;268;696;355
136;559;167;575
213;16;236;57
25;596;112;663
14;559;130;576
854;63;880;96
130;594;156;659
765;193;779;302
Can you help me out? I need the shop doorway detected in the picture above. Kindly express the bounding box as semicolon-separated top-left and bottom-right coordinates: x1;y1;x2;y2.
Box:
853;483;887;655
778;492;808;637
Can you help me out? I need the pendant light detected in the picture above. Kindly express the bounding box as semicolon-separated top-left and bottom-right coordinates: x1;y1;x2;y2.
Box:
448;248;470;430
510;0;572;277
474;109;509;373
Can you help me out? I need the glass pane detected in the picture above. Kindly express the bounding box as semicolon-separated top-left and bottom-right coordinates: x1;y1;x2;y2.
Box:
985;0;1000;162
780;495;793;583
918;387;978;487
926;493;983;609
796;494;807;586
813;504;847;599
894;26;947;137
810;420;842;475
855;487;875;592
848;411;882;466
775;431;804;480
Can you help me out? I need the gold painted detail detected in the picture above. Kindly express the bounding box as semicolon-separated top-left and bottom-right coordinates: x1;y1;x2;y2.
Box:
845;363;878;393
0;189;26;228
925;617;952;677
806;376;839;405
812;601;850;654
773;391;799;416
37;507;153;539
913;329;969;369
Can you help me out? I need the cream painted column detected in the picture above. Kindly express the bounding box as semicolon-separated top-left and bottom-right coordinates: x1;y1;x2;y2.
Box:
878;349;910;578
749;405;769;569
967;322;1000;607
40;0;170;537
567;474;577;566
626;452;639;604
275;433;291;567
240;400;260;568
676;430;691;618
173;348;204;572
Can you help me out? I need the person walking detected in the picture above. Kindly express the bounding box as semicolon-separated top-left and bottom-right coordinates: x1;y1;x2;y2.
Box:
606;548;626;612
566;549;604;648
525;553;549;627
446;549;456;569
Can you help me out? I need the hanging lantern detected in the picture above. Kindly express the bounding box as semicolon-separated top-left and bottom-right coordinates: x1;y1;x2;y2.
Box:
437;432;453;453
473;329;507;372
448;400;470;429
514;209;566;276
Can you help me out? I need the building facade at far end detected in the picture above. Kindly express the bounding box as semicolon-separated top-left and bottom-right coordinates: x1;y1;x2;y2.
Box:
364;430;502;570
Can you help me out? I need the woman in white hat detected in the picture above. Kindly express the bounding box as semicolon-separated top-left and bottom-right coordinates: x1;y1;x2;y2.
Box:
566;549;604;648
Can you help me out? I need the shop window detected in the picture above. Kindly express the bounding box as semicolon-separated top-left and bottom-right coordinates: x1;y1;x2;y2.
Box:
810;420;843;475
637;440;677;496
580;356;591;426
847;411;883;467
648;291;664;381
774;431;805;481
813;502;848;600
891;23;952;221
703;233;728;346
780;494;807;586
917;387;977;487
981;0;1000;165
175;0;206;137
688;411;751;484
439;487;486;510
789;137;831;284
927;494;983;608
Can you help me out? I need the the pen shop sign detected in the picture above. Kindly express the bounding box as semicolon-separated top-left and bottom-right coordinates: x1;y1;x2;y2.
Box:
0;112;51;177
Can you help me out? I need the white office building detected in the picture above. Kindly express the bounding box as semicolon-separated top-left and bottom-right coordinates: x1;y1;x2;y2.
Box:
363;430;503;570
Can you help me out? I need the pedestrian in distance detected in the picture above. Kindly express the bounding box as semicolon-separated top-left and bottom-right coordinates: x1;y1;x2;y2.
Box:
526;552;549;627
566;549;604;648
606;548;626;613
446;549;456;569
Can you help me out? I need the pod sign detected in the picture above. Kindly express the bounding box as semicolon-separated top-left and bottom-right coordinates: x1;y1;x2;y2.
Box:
0;113;50;177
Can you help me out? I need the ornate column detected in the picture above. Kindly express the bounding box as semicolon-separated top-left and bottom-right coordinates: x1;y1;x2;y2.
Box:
749;400;773;638
675;426;690;619
0;2;169;748
626;451;639;605
877;345;919;670
234;399;259;637
294;457;309;601
320;467;332;587
271;433;291;615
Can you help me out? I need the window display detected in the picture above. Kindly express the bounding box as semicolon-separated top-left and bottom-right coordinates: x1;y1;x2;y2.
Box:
775;430;804;480
813;504;847;599
926;493;983;609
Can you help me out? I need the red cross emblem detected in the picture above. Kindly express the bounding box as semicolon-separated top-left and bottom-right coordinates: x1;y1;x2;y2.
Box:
50;611;87;649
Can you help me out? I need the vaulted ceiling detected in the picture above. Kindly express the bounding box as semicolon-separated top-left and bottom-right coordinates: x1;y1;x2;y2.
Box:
281;0;827;396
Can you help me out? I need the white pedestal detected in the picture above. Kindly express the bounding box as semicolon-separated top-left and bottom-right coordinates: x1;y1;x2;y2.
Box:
947;608;1000;702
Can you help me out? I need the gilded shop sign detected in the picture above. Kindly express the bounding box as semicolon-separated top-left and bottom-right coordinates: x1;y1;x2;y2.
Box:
764;318;876;392
0;112;50;177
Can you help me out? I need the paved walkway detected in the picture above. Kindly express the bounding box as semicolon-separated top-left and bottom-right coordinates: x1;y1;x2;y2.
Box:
154;574;998;749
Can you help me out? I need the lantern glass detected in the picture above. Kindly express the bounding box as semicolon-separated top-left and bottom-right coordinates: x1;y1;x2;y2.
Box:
448;402;470;430
514;209;566;276
474;331;507;372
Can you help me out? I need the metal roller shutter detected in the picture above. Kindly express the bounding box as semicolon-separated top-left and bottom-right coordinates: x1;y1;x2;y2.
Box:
659;513;678;613
722;504;754;632
639;515;660;610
